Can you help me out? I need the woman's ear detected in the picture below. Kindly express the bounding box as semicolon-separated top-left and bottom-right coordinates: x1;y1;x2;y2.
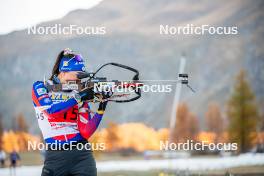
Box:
57;72;65;83
59;72;66;77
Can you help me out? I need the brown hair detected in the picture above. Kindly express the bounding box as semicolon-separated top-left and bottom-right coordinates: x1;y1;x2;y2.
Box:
49;49;76;80
49;50;64;80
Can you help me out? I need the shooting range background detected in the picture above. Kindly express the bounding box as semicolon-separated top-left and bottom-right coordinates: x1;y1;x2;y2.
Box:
0;0;263;133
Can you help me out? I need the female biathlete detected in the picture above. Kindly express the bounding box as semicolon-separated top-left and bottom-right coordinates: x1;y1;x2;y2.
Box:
32;48;108;176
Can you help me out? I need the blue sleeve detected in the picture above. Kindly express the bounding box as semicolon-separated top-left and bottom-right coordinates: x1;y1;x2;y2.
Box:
32;81;77;114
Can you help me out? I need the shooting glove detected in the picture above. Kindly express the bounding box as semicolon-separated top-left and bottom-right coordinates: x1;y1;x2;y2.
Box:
98;101;108;111
98;91;112;111
78;87;94;101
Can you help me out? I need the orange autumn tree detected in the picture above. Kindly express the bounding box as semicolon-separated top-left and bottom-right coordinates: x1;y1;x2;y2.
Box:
188;112;200;141
0;114;4;149
1;113;40;152
96;122;168;152
171;103;199;143
15;113;29;150
205;103;224;143
105;121;120;151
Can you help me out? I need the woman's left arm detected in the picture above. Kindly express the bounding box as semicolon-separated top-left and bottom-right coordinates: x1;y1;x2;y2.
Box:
77;101;107;139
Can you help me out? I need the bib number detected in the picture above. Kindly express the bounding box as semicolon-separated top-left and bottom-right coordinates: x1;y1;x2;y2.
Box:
63;106;78;121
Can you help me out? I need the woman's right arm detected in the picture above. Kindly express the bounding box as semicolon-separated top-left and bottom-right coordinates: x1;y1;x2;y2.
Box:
32;81;78;116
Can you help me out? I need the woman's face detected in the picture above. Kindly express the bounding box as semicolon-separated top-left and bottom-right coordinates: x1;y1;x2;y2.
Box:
58;71;80;83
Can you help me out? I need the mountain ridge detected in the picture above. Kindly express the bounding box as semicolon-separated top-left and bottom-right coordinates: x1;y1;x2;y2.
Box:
0;0;263;133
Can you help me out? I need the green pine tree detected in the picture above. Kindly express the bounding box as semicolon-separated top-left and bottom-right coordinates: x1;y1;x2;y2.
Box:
227;70;259;153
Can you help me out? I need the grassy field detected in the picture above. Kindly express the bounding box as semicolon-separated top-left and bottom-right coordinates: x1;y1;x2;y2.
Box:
19;151;43;165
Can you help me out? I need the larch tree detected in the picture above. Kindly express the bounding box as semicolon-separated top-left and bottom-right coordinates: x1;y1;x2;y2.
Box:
227;70;259;153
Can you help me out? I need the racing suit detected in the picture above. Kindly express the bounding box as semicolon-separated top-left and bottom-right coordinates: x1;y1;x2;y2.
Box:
32;79;104;176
